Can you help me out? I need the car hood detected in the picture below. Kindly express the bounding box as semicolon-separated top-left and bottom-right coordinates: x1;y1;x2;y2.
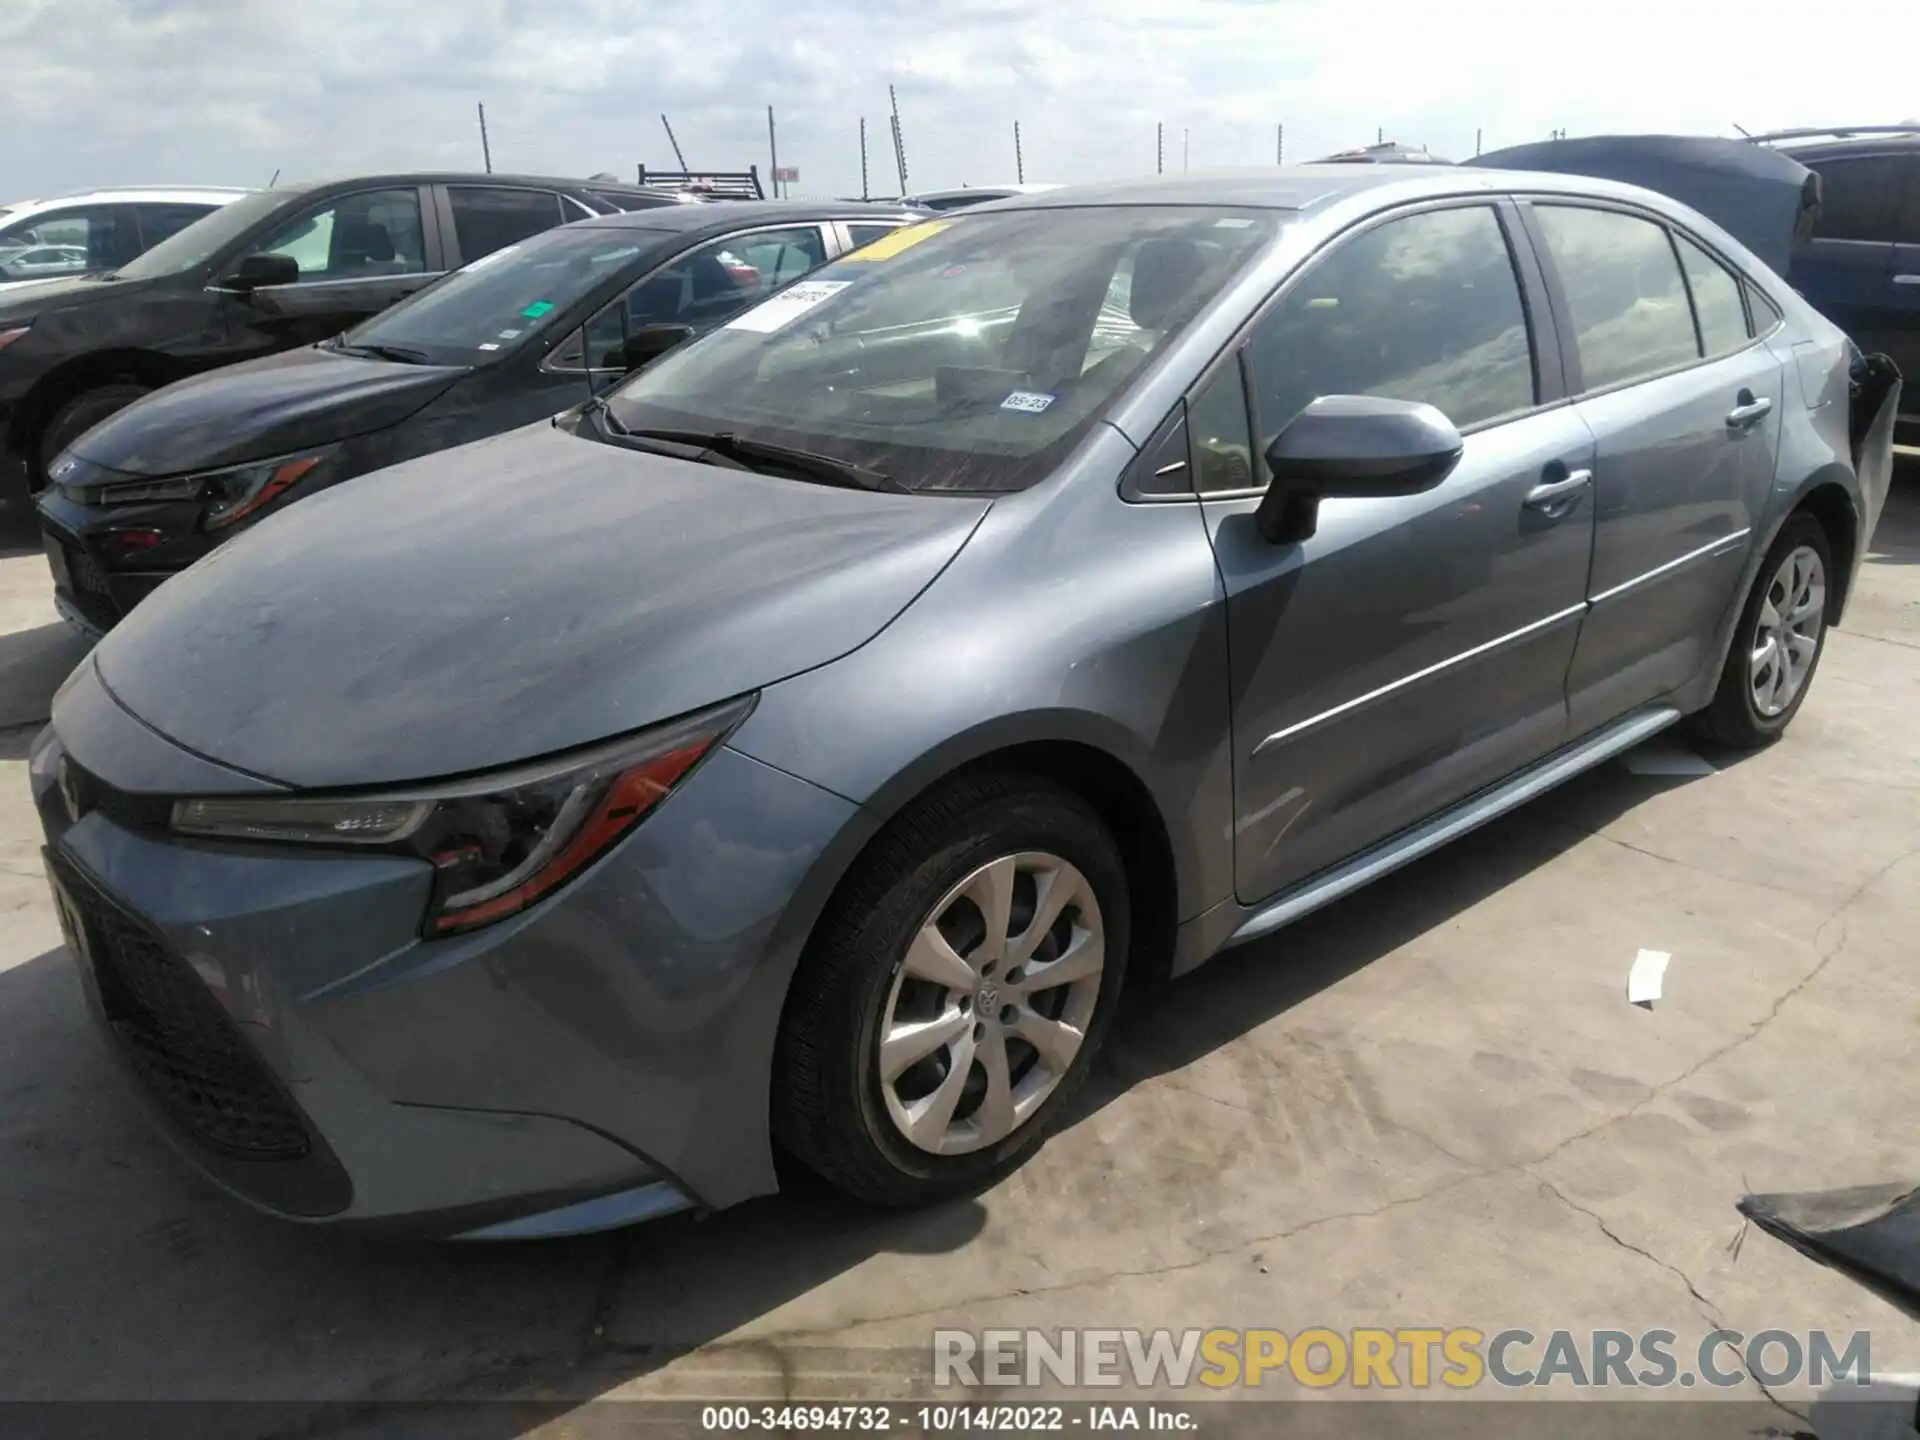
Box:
0;269;165;322
66;346;470;478
93;421;990;788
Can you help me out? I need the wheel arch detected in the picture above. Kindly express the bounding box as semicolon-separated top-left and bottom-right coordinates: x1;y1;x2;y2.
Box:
8;348;185;461
1790;475;1861;624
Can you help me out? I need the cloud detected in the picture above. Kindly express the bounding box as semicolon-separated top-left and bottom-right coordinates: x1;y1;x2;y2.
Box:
3;0;1914;201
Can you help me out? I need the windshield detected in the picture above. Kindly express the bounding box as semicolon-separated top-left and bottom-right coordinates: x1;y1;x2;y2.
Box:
339;224;663;365
605;206;1282;492
115;191;290;280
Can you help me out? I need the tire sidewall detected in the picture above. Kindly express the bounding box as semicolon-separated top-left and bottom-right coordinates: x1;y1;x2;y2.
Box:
36;384;150;486
845;787;1130;1189
1727;515;1834;740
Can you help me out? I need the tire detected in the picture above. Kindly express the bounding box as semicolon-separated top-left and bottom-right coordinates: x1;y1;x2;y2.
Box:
33;383;151;491
1696;512;1834;749
773;771;1130;1207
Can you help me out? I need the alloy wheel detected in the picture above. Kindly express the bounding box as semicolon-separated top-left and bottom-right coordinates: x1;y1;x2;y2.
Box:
876;851;1105;1156
1748;544;1826;719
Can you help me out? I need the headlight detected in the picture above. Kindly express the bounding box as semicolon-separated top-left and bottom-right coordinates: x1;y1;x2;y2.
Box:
67;446;336;520
201;448;336;529
170;695;755;936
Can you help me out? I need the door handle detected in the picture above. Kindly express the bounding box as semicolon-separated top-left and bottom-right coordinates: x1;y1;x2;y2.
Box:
1523;468;1592;511
1726;395;1773;430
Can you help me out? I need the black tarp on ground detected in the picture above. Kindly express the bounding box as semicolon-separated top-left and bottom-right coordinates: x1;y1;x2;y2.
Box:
1470;134;1820;277
1739;1181;1920;1320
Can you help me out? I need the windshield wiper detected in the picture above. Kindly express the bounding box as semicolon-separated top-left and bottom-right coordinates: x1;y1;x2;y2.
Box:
616;426;906;493
327;339;432;364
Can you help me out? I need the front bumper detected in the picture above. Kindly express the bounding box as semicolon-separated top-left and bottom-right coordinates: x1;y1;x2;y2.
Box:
32;676;871;1235
35;487;212;635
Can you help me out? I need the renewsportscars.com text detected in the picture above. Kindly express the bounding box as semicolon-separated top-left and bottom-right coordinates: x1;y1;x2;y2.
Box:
933;1327;1872;1391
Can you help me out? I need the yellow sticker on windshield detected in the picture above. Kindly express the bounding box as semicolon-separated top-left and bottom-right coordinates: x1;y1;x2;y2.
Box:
843;220;952;261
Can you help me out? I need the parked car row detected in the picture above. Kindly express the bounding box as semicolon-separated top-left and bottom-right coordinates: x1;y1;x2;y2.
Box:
34;196;921;632
30;161;1899;1238
0;186;253;290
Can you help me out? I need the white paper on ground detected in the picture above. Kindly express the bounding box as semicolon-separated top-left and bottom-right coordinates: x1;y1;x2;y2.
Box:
1620;740;1717;777
1627;948;1671;1006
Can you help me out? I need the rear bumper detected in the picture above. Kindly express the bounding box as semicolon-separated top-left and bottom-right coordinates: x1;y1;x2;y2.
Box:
31;680;870;1236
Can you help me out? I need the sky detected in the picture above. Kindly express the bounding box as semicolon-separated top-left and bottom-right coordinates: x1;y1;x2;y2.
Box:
4;0;1915;202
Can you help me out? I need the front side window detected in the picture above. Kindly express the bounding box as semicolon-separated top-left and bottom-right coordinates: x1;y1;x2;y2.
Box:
1244;204;1536;448
343;224;658;365
1806;156;1903;244
1674;233;1751;357
1534;205;1699;392
605;206;1282;493
1188;360;1257;494
256;188;427;281
447;187;567;263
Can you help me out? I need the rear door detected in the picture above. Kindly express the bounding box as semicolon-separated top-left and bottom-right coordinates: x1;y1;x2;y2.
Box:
1789;152;1904;362
1885;152;1920;419
1524;201;1785;731
222;185;440;354
1204;201;1597;902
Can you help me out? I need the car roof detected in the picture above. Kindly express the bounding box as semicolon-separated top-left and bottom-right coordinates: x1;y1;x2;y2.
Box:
3;188;254;216
570;198;927;236
965;164;1717;216
262;172;692;199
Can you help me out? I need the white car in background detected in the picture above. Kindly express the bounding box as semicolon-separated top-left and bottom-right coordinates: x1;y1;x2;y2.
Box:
0;186;253;289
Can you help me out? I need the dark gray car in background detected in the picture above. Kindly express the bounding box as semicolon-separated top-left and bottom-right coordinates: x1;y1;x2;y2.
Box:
30;168;1899;1238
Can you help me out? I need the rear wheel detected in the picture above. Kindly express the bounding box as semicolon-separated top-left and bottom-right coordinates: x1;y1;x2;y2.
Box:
33;383;151;491
773;772;1129;1207
1696;513;1833;748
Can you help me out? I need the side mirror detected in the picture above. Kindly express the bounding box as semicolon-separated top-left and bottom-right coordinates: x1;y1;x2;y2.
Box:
224;252;301;292
1253;395;1463;545
618;323;695;371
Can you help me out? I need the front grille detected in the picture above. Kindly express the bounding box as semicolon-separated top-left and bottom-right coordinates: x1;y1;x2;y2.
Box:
68;544;111;598
49;537;122;631
53;853;312;1161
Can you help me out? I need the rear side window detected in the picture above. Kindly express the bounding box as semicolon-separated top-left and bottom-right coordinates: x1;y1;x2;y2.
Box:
1673;234;1751;357
847;222;904;249
256;189;427;281
447;187;567;262
1805;156;1903;243
135;203;217;249
1533;205;1698;392
1243;203;1536;442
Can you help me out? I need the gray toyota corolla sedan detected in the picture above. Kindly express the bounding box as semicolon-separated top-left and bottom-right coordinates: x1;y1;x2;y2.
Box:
31;168;1899;1238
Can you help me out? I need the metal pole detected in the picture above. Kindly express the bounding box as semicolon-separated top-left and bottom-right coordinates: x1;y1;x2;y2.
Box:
662;114;688;171
267;168;280;188
477;103;492;174
1014;121;1024;184
768;105;779;198
1377;126;1384;145
889;84;909;191
1276;124;1284;165
1183;128;1189;171
1475;127;1482;156
859;117;869;201
1157;122;1163;175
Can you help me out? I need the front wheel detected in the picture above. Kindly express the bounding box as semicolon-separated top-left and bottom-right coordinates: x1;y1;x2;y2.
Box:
773;772;1129;1207
1696;513;1833;748
34;383;151;491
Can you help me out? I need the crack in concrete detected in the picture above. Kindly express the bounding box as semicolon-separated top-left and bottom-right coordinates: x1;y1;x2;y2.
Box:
1528;1171;1810;1427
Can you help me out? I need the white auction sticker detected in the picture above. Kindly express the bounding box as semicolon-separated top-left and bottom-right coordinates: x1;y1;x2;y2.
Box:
1000;390;1056;414
725;280;853;334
